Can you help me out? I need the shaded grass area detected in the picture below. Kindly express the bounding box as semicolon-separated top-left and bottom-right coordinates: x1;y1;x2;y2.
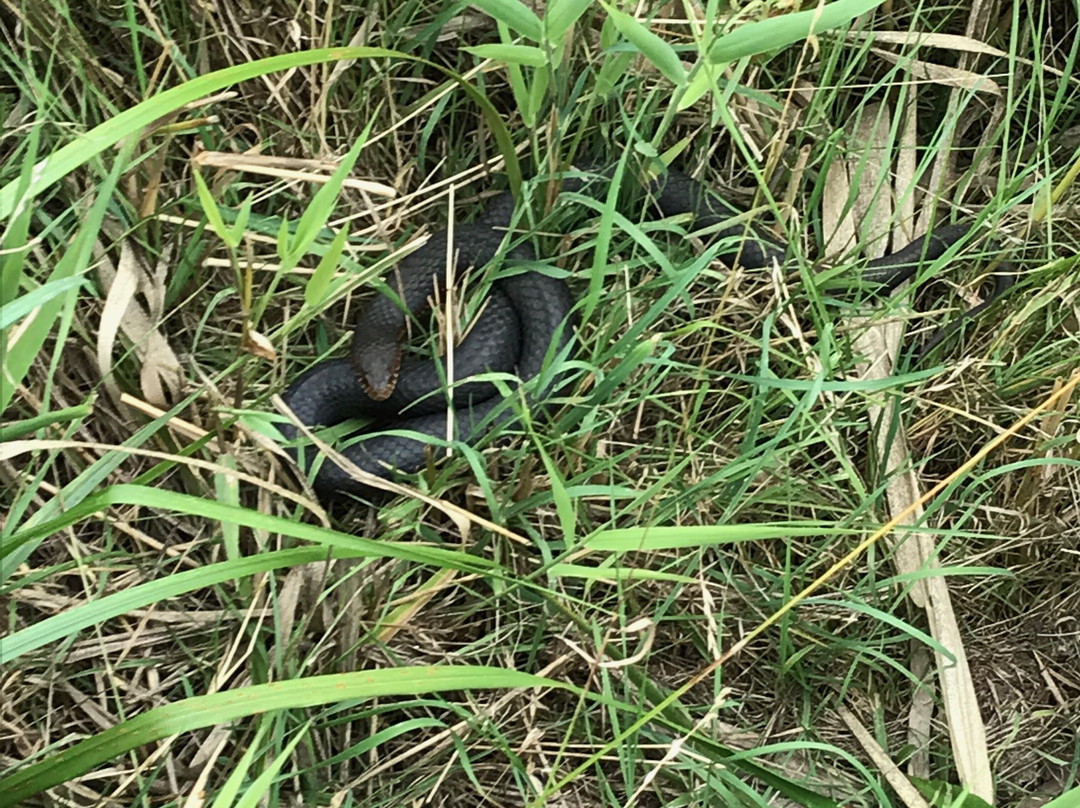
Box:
1;0;1079;806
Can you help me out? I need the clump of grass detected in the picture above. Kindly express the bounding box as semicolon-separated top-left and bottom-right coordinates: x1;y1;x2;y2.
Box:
2;1;1079;806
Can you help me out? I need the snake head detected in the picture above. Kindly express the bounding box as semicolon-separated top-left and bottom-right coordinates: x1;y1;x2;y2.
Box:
350;338;401;401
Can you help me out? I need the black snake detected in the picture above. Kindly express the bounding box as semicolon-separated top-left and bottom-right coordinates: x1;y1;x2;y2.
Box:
278;162;1014;500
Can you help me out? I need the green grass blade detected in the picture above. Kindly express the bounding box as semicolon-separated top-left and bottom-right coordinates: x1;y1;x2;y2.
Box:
708;0;885;64
208;716;273;808
585;523;849;551
1;547;359;664
1;484;497;576
0;47;521;221
468;0;544;42
232;720;311;808
1040;785;1080;808
463;43;549;66
601;2;687;87
0;136;136;413
284;125;371;262
0;401;93;442
545;0;594;42
305;221;351;307
0;273;88;330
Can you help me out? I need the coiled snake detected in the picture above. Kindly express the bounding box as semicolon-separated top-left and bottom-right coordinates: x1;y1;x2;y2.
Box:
278;163;1014;500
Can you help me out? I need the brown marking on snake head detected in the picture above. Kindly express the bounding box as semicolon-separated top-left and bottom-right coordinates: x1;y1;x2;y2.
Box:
352;349;403;401
350;325;405;401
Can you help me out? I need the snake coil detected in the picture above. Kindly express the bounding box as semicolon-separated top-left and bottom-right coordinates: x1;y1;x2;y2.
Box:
279;163;1013;500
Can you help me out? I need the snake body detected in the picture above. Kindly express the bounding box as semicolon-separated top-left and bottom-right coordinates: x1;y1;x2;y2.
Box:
279;164;1013;500
279;189;576;498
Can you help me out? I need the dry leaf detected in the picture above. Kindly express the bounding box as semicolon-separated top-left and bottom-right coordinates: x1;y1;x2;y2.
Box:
870;48;1003;96
242;325;277;361
821;159;856;259
193;150;396;197
907;646;935;779
838;704;932;808
95;239;184;408
836;98;994;804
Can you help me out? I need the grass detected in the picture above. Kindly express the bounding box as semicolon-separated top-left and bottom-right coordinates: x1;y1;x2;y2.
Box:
1;0;1079;806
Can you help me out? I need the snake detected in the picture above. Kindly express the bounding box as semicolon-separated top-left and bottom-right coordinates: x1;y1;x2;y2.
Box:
278;161;1015;500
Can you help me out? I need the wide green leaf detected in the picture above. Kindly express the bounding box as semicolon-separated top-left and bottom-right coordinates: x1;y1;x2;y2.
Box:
468;0;544;41
545;0;595;41
464;43;549;67
585;522;850;551
1;484;497;575
0;274;88;330
602;3;687;87
1039;785;1080;808
708;0;885;64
